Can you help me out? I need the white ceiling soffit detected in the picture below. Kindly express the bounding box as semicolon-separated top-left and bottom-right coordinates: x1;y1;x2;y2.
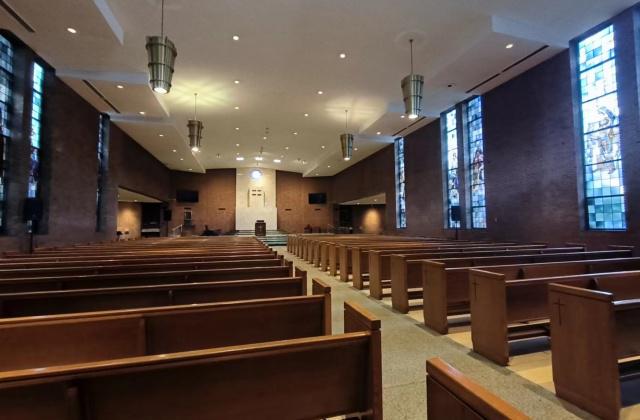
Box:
117;187;161;203
1;0;637;177
341;193;387;206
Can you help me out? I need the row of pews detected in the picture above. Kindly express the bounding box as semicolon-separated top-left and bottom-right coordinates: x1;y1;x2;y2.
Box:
290;233;638;419
0;237;385;419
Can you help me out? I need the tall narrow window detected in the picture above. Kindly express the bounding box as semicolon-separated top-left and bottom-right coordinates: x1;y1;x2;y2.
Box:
28;62;44;199
466;97;486;228
577;25;626;230
96;114;110;231
0;35;12;231
443;109;460;228
394;137;406;228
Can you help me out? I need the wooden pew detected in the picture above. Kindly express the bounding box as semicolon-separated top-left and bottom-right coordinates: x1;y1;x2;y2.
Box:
0;271;308;318
469;266;640;366
365;244;555;295
0;264;295;293
549;282;640;420
0;256;286;278
0;253;279;270
342;241;504;284
426;358;529;419
0;249;278;265
0;278;331;372
426;255;640;334
392;248;618;313
0;301;382;420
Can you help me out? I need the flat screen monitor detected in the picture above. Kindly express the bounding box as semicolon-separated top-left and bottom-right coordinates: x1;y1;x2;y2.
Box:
176;190;199;203
308;193;327;204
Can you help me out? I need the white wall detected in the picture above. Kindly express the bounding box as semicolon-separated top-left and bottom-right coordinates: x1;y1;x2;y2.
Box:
235;168;278;230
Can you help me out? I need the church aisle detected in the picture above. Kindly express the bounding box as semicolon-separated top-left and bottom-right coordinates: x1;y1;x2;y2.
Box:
275;246;595;420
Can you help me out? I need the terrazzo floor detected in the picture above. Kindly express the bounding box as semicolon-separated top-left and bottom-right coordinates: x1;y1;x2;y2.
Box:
276;246;604;420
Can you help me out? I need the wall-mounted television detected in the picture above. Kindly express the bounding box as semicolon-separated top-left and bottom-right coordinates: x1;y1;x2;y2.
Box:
176;189;199;203
308;193;327;204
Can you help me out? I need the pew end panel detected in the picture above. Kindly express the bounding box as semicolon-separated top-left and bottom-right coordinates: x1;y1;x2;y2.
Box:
312;278;332;335
344;300;383;420
469;269;510;366
368;251;384;299
422;261;450;334
549;284;623;420
426;358;529;420
390;255;410;313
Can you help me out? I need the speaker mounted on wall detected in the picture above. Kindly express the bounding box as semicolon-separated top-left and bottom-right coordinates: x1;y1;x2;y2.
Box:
450;205;461;223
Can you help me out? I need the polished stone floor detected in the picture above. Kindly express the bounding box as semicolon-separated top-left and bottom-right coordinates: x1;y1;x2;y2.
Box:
275;246;597;420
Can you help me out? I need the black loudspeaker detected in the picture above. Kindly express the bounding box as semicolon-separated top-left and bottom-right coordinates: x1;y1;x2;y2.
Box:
163;209;172;221
450;205;461;223
23;198;43;222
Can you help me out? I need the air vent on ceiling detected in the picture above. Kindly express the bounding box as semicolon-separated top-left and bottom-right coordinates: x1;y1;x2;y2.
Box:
465;45;549;94
0;0;35;33
82;80;121;114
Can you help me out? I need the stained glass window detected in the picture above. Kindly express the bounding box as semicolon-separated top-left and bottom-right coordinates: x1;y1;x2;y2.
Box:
394;137;407;229
28;62;44;199
443;109;460;228
96;114;110;231
466;97;486;228
0;35;12;231
577;25;626;230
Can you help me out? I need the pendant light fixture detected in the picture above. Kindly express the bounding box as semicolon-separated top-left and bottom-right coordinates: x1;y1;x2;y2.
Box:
401;39;423;119
187;93;203;153
340;109;354;161
146;0;177;94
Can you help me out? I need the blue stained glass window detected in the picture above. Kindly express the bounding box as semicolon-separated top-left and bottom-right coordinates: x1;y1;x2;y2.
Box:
0;35;12;231
443;109;460;228
466;97;486;228
577;25;626;230
28;62;45;199
395;138;407;229
96;114;109;231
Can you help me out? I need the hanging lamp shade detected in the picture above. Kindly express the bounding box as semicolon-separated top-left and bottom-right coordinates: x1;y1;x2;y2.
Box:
402;73;423;119
146;35;177;94
187;119;203;152
401;39;423;119
340;133;354;161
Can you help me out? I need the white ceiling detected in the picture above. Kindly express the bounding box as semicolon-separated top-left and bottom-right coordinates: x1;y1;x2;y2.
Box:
117;187;161;203
2;0;636;176
342;193;387;206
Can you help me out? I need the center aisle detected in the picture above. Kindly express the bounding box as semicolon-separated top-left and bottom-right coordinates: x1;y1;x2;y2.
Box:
275;246;594;420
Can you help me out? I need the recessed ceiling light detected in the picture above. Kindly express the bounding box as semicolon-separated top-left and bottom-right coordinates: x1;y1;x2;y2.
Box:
236;152;240;155
263;136;267;140
236;143;240;147
285;146;289;150
321;145;325;149
232;35;240;41
339;53;346;59
235;127;240;131
273;159;281;163
172;149;177;153
293;132;298;135
67;27;77;34
188;168;193;171
234;80;240;84
354;147;358;151
234;106;240;110
255;156;263;161
506;43;514;49
327;165;331;168
180;158;184;161
400;115;405;119
159;134;164;137
116;85;124;89
236;156;244;161
317;90;323;95
302;160;307;164
304;113;309;117
139;111;146;115
376;131;381;135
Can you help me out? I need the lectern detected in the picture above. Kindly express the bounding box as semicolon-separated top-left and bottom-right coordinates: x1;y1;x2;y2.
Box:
255;220;266;236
